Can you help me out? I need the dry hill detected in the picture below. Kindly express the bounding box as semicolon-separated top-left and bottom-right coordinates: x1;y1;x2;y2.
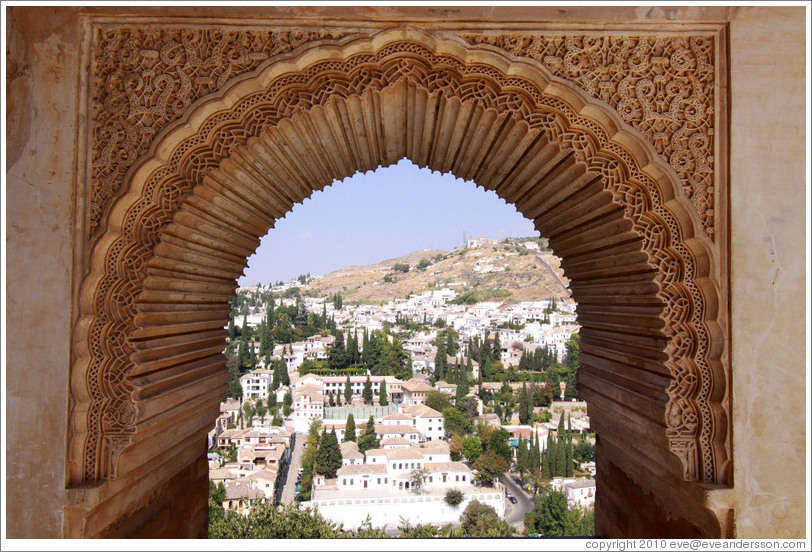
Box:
303;242;571;303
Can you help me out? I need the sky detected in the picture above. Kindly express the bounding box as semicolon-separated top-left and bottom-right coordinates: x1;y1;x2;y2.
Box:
238;158;539;286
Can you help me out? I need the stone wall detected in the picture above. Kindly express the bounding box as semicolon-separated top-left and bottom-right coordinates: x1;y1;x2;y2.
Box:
4;6;807;538
727;6;808;539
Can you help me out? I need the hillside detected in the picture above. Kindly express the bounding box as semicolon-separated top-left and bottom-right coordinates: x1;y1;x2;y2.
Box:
303;241;571;303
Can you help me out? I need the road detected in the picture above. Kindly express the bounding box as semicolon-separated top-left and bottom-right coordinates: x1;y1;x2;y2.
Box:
501;473;534;532
278;434;305;505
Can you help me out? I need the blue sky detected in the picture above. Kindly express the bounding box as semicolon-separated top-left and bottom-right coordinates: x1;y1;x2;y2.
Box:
238;159;538;286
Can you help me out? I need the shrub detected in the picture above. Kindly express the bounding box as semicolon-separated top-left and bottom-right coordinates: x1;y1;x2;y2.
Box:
445;489;464;507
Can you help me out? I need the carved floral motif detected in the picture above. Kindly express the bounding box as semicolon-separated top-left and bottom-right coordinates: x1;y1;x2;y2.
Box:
462;34;716;238
90;27;350;236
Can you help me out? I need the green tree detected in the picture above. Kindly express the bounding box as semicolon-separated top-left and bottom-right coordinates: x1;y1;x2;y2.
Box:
209;503;351;538
458;500;514;537
254;399;267;423
472;450;507;486
271;411;283;427
362;375;374;405
487;427;513;464
344;413;356;442
409;466;428;494
425;389;452;413
442;407;471;438
529;490;569;537
462;435;483;463
242;402;255;427
343;375;353;405
378;379;389;406
444;489;464;507
315;428;342;478
282;391;292;417
357;416;380;453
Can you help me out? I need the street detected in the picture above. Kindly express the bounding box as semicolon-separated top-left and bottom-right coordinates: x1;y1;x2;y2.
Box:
501;473;534;532
278;433;305;505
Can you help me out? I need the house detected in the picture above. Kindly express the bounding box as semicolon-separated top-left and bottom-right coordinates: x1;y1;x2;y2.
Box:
400;378;434;405
222;480;266;515
402;404;445;442
305;441;504;529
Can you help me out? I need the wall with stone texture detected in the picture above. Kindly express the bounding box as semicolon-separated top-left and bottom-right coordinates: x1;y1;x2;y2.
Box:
727;6;808;539
5;7;82;538
3;5;808;538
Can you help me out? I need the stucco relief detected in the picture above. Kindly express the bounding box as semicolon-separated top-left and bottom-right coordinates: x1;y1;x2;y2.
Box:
89;29;717;241
74;26;728;493
90;27;352;237
462;34;716;238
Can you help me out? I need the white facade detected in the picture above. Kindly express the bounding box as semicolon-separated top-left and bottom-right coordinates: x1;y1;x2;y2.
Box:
240;369;274;400
304;441;503;529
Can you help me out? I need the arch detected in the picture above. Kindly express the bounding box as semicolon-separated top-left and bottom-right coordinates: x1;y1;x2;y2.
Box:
70;27;729;536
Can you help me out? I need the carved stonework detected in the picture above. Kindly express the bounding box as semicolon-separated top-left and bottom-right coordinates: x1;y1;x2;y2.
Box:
463;33;716;238
90;27;351;237
74;27;728;493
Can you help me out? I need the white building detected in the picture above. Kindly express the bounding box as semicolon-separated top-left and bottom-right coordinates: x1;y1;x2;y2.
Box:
305;440;504;529
240;369;275;401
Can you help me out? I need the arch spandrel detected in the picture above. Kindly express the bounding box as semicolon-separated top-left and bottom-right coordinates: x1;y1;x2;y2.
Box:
72;25;730;535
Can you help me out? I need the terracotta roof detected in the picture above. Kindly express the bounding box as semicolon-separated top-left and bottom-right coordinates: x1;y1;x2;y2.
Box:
375;423;420;434
403;404;442;418
337;464;388;476
567;479;596;489
382;412;413;421
423;461;471;473
385;448;424;460
224;482;265;500
380;437;411;446
401;378;434;393
209;468;234;480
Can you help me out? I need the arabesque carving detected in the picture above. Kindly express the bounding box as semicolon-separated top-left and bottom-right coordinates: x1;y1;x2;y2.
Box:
89;29;717;242
74;29;728;492
90;27;351;237
463;33;716;238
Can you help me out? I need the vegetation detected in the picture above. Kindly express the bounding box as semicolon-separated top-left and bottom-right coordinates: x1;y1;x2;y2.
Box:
444;489;464;507
524;490;594;537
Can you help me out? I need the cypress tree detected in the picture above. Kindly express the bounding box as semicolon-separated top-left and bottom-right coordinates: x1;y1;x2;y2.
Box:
228;316;237;340
362;375;373;405
343;375;353;405
434;337;447;381
379;379;388;406
555;416;566;476
358;416;380;453
565;413;574;477
492;331;501;361
344;414;356;442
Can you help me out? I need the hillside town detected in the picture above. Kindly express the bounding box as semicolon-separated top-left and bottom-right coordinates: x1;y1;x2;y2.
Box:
207;239;596;537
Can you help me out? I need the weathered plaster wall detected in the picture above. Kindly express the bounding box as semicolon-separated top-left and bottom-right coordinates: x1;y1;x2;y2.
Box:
728;6;808;539
5;7;81;538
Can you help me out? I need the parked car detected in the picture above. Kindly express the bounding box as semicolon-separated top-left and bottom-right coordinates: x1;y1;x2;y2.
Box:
509;495;518;504
295;485;301;493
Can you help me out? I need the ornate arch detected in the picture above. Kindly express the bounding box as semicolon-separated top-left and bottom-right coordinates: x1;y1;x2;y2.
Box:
70;25;729;533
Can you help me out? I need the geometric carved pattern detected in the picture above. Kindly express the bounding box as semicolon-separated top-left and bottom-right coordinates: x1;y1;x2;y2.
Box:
89;27;351;237
463;34;716;238
89;29;717;241
73;28;728;492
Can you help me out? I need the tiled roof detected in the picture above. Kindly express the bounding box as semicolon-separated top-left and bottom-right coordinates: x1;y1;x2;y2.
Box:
423;461;471;473
401;378;434;393
385;448;424;460
380;437;411;445
403;404;442;418
382;412;412;421
337;464;388;476
224;482;265;500
375;423;420;434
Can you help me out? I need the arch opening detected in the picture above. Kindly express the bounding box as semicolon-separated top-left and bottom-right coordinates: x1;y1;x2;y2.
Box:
69;27;729;538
